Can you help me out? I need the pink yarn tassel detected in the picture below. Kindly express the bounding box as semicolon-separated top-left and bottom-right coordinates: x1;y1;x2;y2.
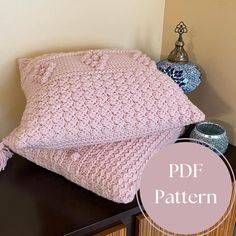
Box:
0;142;13;171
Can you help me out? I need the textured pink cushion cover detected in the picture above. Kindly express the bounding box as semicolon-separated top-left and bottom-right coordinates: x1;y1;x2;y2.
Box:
4;49;204;149
4;127;183;203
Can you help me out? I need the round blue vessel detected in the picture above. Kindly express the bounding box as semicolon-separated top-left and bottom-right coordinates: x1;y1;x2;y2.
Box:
190;122;229;154
157;60;202;93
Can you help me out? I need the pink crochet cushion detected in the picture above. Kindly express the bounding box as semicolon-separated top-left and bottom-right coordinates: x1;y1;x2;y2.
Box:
3;127;183;203
6;49;204;149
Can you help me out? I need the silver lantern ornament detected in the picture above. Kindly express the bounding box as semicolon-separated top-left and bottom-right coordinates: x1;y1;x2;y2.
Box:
157;22;202;93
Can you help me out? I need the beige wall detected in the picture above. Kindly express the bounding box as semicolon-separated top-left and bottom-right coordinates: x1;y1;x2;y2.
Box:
162;0;236;145
0;0;165;139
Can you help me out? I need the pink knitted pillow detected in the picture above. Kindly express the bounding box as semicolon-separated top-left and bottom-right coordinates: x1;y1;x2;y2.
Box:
3;127;183;203
5;49;204;149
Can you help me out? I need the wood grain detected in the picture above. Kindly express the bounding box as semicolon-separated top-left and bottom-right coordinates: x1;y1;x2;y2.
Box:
94;224;126;236
136;184;236;236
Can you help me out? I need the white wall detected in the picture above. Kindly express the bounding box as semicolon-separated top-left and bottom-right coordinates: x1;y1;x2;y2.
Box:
0;0;165;138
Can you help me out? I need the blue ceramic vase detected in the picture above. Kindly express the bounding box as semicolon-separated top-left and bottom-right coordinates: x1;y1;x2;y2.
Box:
156;60;201;93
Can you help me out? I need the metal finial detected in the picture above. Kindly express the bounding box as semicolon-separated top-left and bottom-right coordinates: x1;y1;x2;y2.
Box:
175;21;188;36
167;21;189;63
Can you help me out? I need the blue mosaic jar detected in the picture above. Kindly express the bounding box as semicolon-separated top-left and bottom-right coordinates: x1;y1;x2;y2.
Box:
190;122;229;154
156;22;202;93
156;60;201;93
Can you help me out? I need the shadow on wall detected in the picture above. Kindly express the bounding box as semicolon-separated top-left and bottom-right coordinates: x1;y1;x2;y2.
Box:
0;64;25;137
189;65;234;140
186;41;234;142
185;29;235;143
189;66;232;117
134;26;161;60
185;32;232;116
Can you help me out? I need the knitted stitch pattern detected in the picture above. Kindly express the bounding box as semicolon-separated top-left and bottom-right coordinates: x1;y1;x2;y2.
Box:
4;127;183;203
5;49;204;149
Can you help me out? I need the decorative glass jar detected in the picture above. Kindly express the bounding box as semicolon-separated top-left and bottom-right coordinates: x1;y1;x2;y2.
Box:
190;122;229;154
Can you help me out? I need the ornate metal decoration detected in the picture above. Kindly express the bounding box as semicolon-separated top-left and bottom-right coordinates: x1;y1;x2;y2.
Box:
167;21;189;63
175;21;188;36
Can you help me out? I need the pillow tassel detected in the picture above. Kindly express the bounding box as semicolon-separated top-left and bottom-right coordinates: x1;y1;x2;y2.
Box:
0;142;13;171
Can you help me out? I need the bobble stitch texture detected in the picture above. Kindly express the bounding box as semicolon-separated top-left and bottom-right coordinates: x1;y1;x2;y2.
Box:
32;62;56;84
4;49;205;149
